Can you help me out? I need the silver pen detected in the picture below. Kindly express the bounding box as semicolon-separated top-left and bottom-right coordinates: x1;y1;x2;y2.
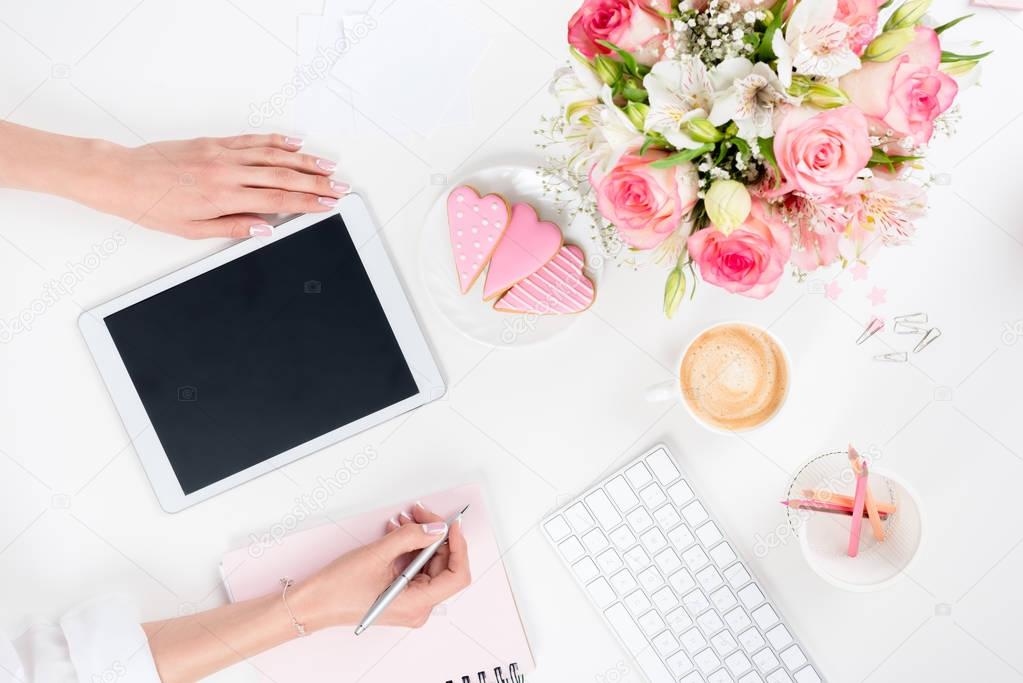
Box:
354;504;469;635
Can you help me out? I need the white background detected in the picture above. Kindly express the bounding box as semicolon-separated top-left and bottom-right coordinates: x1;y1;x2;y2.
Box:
1;1;1022;682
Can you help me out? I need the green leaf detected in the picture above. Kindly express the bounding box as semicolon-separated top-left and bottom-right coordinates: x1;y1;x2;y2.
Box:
622;82;648;102
934;13;973;34
757;137;781;189
595;40;641;77
941;49;993;63
868;147;922;172
731;137;751;160
649;143;715;168
756;0;787;61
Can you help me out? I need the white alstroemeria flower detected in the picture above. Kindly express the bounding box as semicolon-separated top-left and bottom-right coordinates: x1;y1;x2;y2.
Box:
642;57;715;150
586;86;645;173
551;55;604;109
708;58;788;140
772;0;860;88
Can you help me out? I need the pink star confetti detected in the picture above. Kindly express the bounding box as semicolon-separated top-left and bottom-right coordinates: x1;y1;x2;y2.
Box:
851;263;869;281
867;286;887;306
825;281;843;300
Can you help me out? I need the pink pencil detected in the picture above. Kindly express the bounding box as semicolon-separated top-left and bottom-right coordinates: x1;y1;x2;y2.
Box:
848;460;869;557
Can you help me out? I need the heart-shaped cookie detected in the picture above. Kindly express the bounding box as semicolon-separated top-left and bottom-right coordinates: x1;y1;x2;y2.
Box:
494;244;595;314
483;203;563;300
447;186;511;294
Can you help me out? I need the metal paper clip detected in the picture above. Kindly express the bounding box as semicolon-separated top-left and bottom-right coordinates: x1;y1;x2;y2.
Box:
894;312;929;335
913;328;942;353
875;352;908;362
856;317;884;345
894;313;928;324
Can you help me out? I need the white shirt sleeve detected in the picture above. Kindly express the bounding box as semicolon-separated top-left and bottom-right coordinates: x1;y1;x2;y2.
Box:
1;595;161;683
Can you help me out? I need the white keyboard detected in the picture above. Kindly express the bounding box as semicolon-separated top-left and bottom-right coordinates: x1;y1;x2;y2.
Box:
543;445;823;683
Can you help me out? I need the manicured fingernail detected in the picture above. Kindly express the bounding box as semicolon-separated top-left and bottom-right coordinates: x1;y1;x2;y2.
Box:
399;511;412;521
330;180;351;194
423;522;447;535
388;516;399;527
284;136;304;148
316;158;336;172
249;224;273;237
318;197;338;207
415;501;426;510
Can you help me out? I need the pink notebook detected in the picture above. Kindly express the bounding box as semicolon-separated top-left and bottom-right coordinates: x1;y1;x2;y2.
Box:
220;484;534;683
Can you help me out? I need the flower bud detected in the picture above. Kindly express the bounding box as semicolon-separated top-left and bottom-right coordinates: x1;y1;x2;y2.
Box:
593;55;623;85
683;117;724;143
624;102;649;131
663;267;687;319
863;27;916;61
884;0;932;31
804;82;850;109
704;180;751;234
787;74;813;97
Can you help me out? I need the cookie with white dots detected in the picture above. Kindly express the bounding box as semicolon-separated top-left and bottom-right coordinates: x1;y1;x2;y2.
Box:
447;186;511;294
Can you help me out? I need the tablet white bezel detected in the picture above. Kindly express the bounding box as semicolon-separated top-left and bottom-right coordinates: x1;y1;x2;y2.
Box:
79;195;446;512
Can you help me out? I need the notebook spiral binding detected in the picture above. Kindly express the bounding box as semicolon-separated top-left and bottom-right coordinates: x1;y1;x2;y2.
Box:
444;662;524;683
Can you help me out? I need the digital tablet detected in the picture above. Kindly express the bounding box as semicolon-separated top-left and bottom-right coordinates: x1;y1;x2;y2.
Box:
79;196;445;512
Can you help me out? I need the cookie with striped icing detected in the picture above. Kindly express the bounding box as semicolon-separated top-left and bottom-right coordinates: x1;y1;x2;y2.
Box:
493;244;594;315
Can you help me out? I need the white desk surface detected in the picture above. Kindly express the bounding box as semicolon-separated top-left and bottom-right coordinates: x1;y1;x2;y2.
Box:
1;1;1022;681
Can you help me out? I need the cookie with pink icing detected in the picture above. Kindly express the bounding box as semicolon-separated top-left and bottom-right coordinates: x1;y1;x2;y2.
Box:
447;186;511;294
494;244;595;314
482;203;563;301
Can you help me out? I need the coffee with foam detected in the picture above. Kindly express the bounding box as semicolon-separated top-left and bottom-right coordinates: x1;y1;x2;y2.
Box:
680;323;788;432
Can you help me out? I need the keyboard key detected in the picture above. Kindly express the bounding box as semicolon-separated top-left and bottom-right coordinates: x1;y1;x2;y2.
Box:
586;578;616;608
724;606;753;632
766;624;793;650
638;566;664;592
738;583;766;609
682;545;710;571
708;669;732;683
696;521;723;547
633;647;676;683
640;483;667;509
698;610;725;636
651;586;680;612
668;525;696;550
605;476;640;512
572;557;599;582
766;669;793;683
739;627;766;653
638;610;667;635
624;589;652;615
696;566;723;590
582;528;609;554
710;628;737;655
666;606;693;633
710;586;737;611
740;673;766;683
640;528;668;554
724;562;752;588
626;507;654;533
608;525;636;550
682;589;710;614
626;462;653;488
680;627;708;653
596;548;624;574
565;502;595;533
610;569;638;595
603;603;647;654
647;449;681;483
793;666;822;683
710;542;738;567
654;548;682;574
558;537;585;562
668;480;695;505
624;546;651;571
681;500;709;526
753;647;781;674
681;673;704;683
585;489;622;528
726;651;753;676
669;568;697;594
666;650;694;676
653;630;681;655
780;645;807;671
694;648;721;673
544;515;570;541
752;604;780;630
653;504;682;530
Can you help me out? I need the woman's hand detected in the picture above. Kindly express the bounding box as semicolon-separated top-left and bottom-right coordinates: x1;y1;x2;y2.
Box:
296;503;471;630
83;134;349;239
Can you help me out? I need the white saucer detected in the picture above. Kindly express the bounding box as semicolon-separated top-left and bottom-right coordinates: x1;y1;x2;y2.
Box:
418;165;604;347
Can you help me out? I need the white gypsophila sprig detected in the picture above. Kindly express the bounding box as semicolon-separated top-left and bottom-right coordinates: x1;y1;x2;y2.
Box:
669;0;767;66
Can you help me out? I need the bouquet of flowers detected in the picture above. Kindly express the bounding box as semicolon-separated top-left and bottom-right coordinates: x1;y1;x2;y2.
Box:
541;0;988;315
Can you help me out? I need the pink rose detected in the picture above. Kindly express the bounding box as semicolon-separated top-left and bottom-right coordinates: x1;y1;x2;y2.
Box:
773;105;872;198
568;0;671;66
834;0;881;55
590;149;698;250
687;201;793;299
840;27;958;143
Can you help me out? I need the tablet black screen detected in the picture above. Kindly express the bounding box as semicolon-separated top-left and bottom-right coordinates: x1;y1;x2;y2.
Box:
104;215;418;494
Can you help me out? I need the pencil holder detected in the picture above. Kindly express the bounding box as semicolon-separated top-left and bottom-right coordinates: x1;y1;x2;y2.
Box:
785;451;924;591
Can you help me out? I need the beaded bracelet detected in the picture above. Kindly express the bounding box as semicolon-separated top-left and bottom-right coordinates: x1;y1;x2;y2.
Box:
279;577;307;637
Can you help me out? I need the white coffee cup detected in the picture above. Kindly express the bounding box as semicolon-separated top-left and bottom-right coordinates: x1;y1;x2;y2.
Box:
645;321;791;433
